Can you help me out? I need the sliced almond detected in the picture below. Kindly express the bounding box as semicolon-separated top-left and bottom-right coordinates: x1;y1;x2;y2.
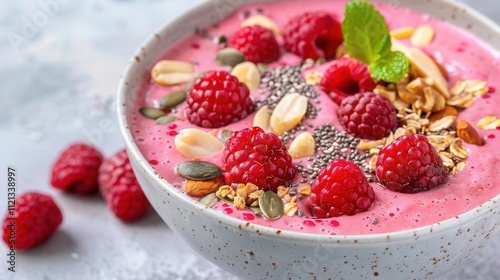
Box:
270;93;308;136
431;90;447;112
477;115;500;130
410;25;435;47
390;26;415;39
241;15;281;36
151;60;195;85
288;132;316;159
456;119;484;146
174;128;224;159
405;78;423;95
231;61;261;92
392;40;450;99
398;84;420;104
253;105;272;132
185;177;223;197
415;87;435;113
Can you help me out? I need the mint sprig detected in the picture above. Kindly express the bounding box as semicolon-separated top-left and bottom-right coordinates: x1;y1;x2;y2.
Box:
342;0;409;83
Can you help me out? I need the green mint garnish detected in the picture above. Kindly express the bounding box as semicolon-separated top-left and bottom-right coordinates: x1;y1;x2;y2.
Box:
342;0;409;83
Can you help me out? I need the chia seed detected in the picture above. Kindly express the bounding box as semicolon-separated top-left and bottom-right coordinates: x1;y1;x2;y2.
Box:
297;210;304;217
257;59;318;120
295;124;374;182
257;61;374;184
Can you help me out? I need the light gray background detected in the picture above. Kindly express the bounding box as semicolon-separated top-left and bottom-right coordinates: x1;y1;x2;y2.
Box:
0;0;499;279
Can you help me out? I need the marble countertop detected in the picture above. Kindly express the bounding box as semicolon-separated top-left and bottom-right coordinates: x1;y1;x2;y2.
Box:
1;0;499;279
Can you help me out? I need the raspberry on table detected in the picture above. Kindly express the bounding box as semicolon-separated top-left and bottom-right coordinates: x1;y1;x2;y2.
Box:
376;134;448;193
185;71;254;128
50;142;103;194
338;92;398;140
282;12;343;60
98;149;149;222
320;57;376;105
309;159;375;218
222;127;296;192
2;192;63;249
230;25;280;63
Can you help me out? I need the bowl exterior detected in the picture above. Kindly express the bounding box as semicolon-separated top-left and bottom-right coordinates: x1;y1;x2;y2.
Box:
118;0;500;279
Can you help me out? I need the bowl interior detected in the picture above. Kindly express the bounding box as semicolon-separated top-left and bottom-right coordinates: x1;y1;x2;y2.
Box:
117;0;500;242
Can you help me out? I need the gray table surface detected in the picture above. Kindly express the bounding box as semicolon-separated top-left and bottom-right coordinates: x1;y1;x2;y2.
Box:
1;0;499;279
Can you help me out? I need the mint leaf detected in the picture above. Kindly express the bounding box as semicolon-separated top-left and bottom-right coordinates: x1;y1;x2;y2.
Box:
342;0;409;83
369;51;409;83
342;0;390;64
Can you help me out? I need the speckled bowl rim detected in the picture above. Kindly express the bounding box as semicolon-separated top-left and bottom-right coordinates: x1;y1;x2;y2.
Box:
118;0;500;243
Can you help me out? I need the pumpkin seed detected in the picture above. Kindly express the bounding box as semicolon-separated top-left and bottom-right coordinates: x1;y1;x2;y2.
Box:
139;107;165;119
155;115;177;125
258;191;283;220
219;129;234;144
199;193;218;208
216;48;246;67
160;90;187;109
176;161;223;181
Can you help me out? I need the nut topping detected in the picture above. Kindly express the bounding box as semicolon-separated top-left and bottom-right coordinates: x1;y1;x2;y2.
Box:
253;105;272;132
241;15;281;36
288;132;316;159
270;93;308;136
231;61;261;92
174;128;224;159
456;119;484;146
410;25;435;47
151;60;195;85
185;177;224;197
390;26;415;39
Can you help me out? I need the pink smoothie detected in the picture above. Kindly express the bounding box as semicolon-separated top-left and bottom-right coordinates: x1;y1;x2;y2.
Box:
129;0;500;235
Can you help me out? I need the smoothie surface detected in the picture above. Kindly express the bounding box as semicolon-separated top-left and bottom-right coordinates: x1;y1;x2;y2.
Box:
129;0;500;235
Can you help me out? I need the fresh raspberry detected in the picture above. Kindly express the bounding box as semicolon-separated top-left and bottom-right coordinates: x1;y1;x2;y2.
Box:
50;143;103;194
186;71;254;128
282;12;343;60
230;25;280;63
320;57;376;105
2;192;62;250
98;149;149;222
222;127;296;191
338;92;398;140
376;134;448;193
309;159;375;218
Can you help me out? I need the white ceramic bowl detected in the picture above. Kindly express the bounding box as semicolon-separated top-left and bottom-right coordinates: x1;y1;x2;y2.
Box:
117;1;500;279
